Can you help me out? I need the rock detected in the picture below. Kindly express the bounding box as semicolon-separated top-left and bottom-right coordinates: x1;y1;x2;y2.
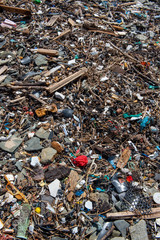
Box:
89;192;99;202
40;147;57;164
34;54;47;66
55;92;65;100
36;127;50;139
136;34;148;41
21;56;31;65
89;232;98;240
114;220;130;238
62;109;74;118
86;226;97;235
44;166;71;183
24;137;43;151
15;160;24;171
51;237;66;240
129;220;149;240
51;141;64;153
111;230;121;238
48;179;61;198
111;238;125;240
0;135;23;153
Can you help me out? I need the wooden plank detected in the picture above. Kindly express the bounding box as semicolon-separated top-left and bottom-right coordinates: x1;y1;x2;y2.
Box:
0;4;31;15
53;29;71;41
31;48;58;56
47;67;87;94
46;15;59;27
0;74;7;84
0;65;8;75
106;207;160;220
68;18;76;27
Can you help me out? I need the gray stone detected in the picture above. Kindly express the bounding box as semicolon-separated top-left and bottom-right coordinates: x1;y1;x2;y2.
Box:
136;34;148;41
86;226;97;235
24;137;43;151
40;147;57;164
111;238;125;240
34;54;47;66
155;173;160;181
36;127;50;139
21;56;31;65
129;220;149;240
2;75;13;85
114;220;130;237
89;232;98;240
99;192;109;202
111;230;121;238
0;135;23;153
15;160;24;171
51;237;67;240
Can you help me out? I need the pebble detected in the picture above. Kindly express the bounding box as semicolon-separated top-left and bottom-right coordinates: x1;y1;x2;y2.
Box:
40;147;57;164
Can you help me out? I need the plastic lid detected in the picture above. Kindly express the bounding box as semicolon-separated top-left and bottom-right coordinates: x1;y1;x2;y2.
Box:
153;192;160;204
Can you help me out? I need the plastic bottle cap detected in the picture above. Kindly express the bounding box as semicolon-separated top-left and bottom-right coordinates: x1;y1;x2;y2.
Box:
35;207;41;214
153;192;160;204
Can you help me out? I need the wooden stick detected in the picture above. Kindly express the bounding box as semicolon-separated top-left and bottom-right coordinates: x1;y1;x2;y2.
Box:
53;29;71;41
89;29;117;36
31;48;58;56
0;4;31;15
132;65;159;86
106;207;160;220
0;65;8;75
68;18;76;27
29;93;47;105
47;67;87;94
9;96;26;104
108;41;139;63
46;15;59;27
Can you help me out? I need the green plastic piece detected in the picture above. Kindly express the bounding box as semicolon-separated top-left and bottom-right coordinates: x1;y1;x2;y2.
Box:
123;113;142;118
17;203;31;239
33;0;41;4
149;85;159;89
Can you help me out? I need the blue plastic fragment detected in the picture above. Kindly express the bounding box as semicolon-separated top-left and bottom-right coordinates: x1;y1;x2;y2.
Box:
139;116;151;131
75;190;84;196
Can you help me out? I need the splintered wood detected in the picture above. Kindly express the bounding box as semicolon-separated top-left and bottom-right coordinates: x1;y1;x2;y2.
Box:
106;208;160;220
0;4;31;15
47;67;87;94
46;15;59;26
117;147;131;169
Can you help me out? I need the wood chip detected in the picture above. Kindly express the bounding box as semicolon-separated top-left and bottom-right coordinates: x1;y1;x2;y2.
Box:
0;66;8;75
46;15;59;27
31;48;58;56
117;146;131;169
68;18;76;27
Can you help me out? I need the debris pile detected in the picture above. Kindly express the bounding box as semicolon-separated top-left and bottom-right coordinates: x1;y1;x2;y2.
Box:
0;0;160;239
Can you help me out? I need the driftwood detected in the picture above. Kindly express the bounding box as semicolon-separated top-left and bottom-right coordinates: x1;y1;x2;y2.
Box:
0;4;31;15
47;67;88;94
106;207;160;220
31;48;58;56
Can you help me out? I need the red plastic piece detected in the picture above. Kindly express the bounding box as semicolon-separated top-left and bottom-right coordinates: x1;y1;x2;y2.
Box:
72;155;88;167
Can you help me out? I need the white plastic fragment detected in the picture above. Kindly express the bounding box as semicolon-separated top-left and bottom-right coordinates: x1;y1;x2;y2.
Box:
85;200;93;210
48;179;61;198
30;156;41;167
153;192;160;204
46;203;55;214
